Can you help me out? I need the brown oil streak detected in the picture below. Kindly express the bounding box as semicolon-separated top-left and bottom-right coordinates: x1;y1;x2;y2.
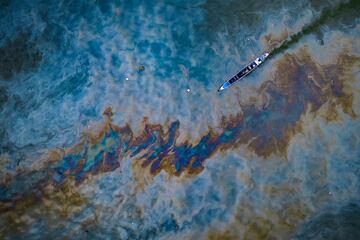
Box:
0;179;87;238
240;48;358;158
262;29;290;50
206;197;311;240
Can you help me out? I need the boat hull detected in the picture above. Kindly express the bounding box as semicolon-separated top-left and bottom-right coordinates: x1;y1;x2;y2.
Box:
218;52;269;91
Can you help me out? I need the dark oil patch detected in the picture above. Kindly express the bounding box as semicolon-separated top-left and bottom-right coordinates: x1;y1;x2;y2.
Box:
0;31;43;80
0;86;8;108
0;0;10;8
293;203;360;240
268;0;360;58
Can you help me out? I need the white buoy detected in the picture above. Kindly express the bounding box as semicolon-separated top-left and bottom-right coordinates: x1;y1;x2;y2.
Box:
186;88;191;92
125;77;129;81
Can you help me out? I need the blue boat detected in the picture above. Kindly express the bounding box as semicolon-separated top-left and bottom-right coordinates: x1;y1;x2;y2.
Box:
218;52;270;91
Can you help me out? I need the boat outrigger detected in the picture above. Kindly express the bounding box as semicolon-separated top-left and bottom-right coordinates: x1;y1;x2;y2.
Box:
218;52;270;91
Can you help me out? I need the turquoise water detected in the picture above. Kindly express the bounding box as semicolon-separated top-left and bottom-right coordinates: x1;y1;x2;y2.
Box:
0;0;360;239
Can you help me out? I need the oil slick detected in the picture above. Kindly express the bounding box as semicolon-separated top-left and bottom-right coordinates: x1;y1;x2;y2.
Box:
1;48;358;204
0;0;359;238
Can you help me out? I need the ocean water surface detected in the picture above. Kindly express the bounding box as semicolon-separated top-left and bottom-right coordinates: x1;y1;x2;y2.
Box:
0;0;360;239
